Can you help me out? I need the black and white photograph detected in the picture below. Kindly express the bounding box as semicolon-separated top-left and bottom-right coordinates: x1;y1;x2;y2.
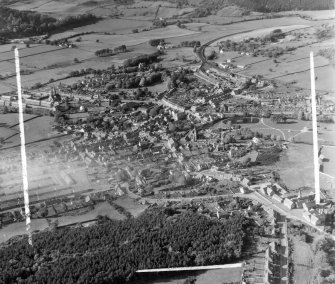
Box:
0;1;335;283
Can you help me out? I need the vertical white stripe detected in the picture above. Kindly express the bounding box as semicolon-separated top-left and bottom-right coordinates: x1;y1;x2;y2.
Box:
14;48;32;246
310;52;320;204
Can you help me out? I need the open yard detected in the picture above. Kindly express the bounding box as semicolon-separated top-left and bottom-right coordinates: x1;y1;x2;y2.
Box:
113;196;148;217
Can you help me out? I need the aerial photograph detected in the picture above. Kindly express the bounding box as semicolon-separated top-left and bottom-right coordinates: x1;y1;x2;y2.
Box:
0;0;334;283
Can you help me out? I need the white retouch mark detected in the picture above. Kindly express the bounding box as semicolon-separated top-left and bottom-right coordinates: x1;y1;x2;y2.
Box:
14;48;33;246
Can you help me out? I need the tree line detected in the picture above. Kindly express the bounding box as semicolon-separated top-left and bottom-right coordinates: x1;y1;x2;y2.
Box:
95;45;127;57
0;208;251;284
190;0;334;15
0;7;99;39
123;51;161;68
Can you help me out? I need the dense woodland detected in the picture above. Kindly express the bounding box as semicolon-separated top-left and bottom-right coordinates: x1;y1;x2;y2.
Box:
0;208;251;284
0;7;99;39
123;51;161;68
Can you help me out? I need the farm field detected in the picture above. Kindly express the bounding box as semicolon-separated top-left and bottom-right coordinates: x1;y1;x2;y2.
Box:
322;146;335;177
280;10;335;20
48;18;153;40
5;116;54;146
14;47;94;69
212;24;310;43
0;113;39;127
195;266;243;284
3;68;71;89
9;0;104;16
0;60;16;76
277;65;335;93
0;82;16;94
0;45;62;62
0;127;18;141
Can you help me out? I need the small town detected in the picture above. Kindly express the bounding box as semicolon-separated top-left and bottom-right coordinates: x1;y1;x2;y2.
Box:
0;1;335;284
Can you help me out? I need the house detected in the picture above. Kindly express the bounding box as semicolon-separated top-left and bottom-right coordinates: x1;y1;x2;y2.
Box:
283;198;295;210
273;183;288;195
240;187;248;194
241;177;251;187
310;214;321;226
303;211;311;222
259;187;267;195
266;187;274;196
272;194;283;203
302;202;314;212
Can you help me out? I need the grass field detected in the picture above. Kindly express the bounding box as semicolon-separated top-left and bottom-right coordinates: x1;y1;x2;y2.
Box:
275;143;314;190
113;196;148;217
0;127;18;141
6;116;54;145
0;113;38;127
56;201;126;225
0;218;49;244
292;237;314;284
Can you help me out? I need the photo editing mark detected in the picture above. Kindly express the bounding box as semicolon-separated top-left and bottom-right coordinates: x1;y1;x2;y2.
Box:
310;51;321;205
14;48;33;246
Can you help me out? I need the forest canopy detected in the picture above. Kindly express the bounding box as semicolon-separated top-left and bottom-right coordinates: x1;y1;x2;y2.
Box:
0;6;100;39
0;208;251;284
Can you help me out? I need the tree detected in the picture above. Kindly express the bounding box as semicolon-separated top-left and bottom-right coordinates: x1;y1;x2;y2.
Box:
73;57;79;63
298;110;305;120
139;77;146;87
271;113;286;124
